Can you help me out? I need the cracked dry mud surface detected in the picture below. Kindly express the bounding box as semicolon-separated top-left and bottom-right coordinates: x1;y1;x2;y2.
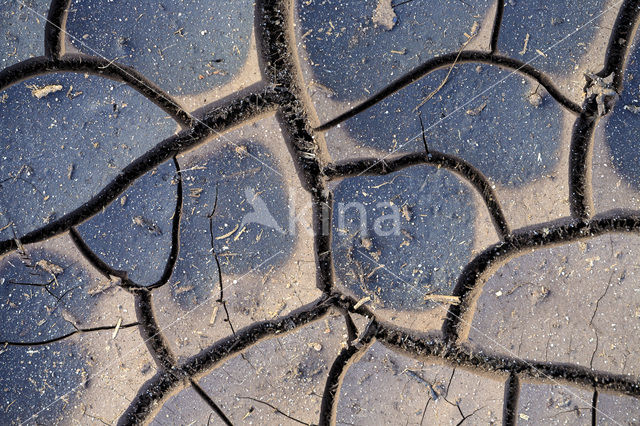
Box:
1;0;640;424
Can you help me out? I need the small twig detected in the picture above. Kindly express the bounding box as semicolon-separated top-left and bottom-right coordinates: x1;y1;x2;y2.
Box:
352;296;370;311
112;317;123;339
423;294;460;305
0;222;12;233
413;31;477;112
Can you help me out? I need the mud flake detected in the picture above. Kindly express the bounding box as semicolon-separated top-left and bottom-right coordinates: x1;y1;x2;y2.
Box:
188;187;203;198
528;91;543;107
401;204;412;221
26;84;63;99
584;72;617;116
372;0;397;30
361;236;373;250
530;285;550;304
623;104;640;113
35;259;64;276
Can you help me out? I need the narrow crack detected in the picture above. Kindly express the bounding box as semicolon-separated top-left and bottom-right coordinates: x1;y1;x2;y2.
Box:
1;321;139;346
342;310;359;345
5;277;70;304
589;272;615;369
207;185;237;336
238;396;315;425
455;405;485;426
0;54;192;127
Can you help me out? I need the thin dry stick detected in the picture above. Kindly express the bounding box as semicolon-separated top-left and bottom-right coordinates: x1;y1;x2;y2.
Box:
423;294;460;305
413;31;478;112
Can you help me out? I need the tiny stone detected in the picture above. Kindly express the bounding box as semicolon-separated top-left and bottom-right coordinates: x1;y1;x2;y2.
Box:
308;342;322;352
528;92;542;107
